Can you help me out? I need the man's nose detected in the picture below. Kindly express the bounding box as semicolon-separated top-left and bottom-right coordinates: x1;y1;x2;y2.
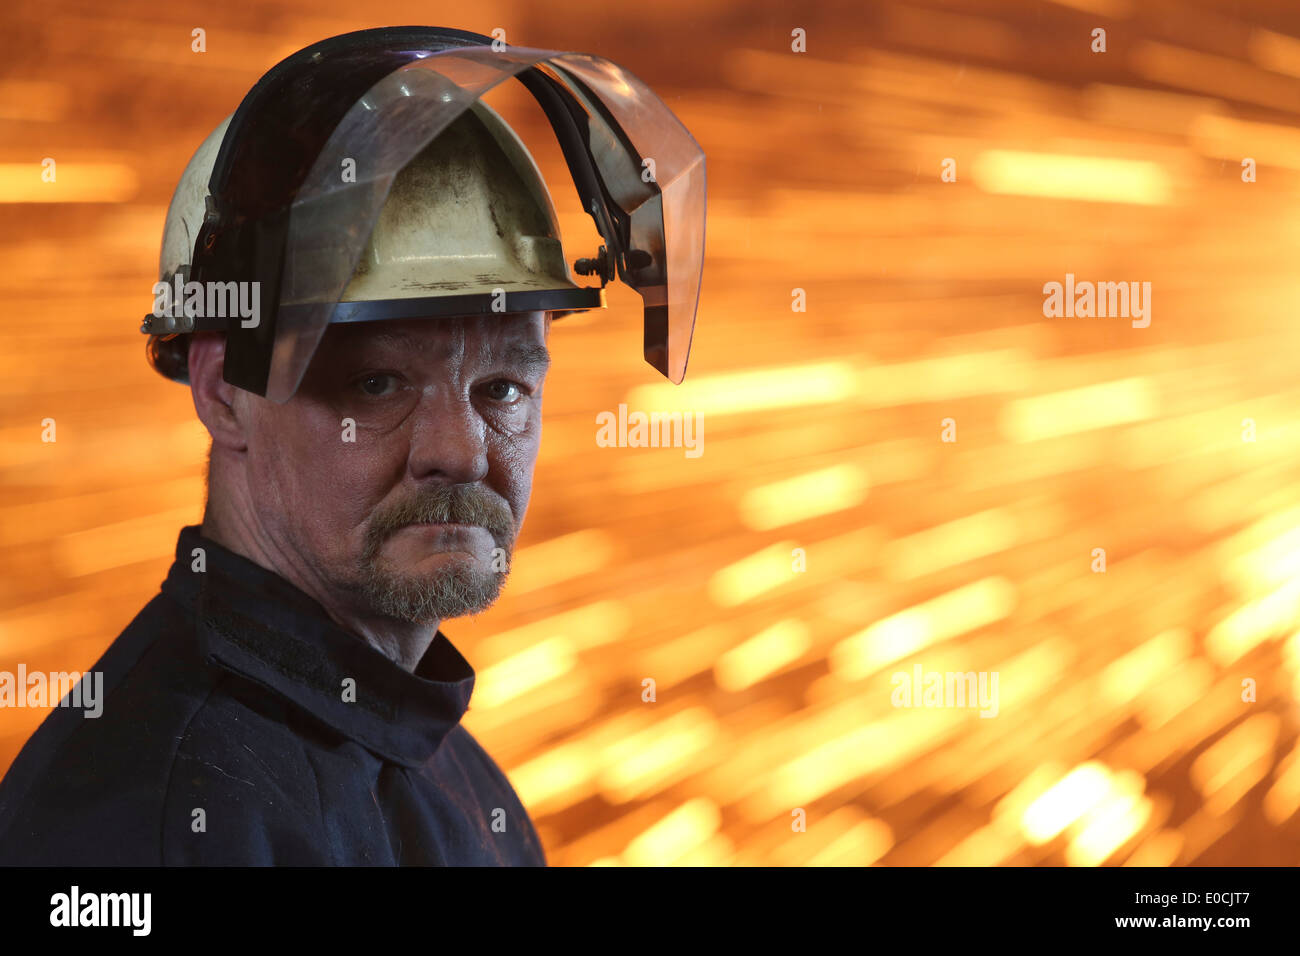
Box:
406;389;490;485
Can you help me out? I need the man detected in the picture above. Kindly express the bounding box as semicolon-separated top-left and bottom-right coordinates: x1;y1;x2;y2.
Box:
0;26;704;865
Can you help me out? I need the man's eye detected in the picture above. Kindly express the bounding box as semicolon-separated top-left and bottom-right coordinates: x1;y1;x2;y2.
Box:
485;380;523;403
356;373;400;397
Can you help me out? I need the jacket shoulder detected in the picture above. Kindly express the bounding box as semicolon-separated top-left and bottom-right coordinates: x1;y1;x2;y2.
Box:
0;591;214;865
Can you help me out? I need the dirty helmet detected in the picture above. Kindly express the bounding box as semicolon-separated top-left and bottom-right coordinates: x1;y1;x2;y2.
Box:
143;26;706;402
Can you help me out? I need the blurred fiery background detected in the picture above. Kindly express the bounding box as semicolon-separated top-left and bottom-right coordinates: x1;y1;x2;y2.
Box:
4;0;1300;866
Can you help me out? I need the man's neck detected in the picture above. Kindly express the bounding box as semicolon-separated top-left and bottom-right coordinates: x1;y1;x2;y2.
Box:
199;499;437;674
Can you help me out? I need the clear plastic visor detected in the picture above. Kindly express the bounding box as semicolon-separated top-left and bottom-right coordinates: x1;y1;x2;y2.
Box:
270;46;705;403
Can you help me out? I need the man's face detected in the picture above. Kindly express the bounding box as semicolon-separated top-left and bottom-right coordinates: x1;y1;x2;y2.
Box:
236;311;550;625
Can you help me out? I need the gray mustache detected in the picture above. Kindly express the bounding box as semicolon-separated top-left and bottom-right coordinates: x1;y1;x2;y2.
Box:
369;486;514;544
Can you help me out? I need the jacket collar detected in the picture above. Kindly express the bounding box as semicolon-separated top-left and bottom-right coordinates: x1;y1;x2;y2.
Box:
161;524;475;767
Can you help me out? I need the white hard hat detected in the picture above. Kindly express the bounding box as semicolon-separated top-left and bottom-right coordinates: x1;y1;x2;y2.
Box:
157;101;582;333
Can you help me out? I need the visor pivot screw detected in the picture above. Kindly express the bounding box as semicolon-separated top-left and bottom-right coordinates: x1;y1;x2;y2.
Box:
574;244;613;283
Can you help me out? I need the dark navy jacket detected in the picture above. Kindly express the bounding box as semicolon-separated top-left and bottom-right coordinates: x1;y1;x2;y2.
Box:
0;525;546;866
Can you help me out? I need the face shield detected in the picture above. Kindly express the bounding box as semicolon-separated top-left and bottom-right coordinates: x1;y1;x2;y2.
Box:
180;31;705;403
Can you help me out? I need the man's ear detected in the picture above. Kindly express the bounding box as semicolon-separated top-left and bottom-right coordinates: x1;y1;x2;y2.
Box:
188;333;247;452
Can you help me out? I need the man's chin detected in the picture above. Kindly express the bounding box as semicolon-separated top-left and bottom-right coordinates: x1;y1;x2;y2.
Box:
360;561;506;626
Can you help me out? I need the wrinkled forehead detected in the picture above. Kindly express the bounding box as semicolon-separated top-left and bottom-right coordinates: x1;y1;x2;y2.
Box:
312;311;550;364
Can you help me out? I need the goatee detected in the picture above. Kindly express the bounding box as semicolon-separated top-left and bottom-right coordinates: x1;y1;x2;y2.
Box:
359;484;515;625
